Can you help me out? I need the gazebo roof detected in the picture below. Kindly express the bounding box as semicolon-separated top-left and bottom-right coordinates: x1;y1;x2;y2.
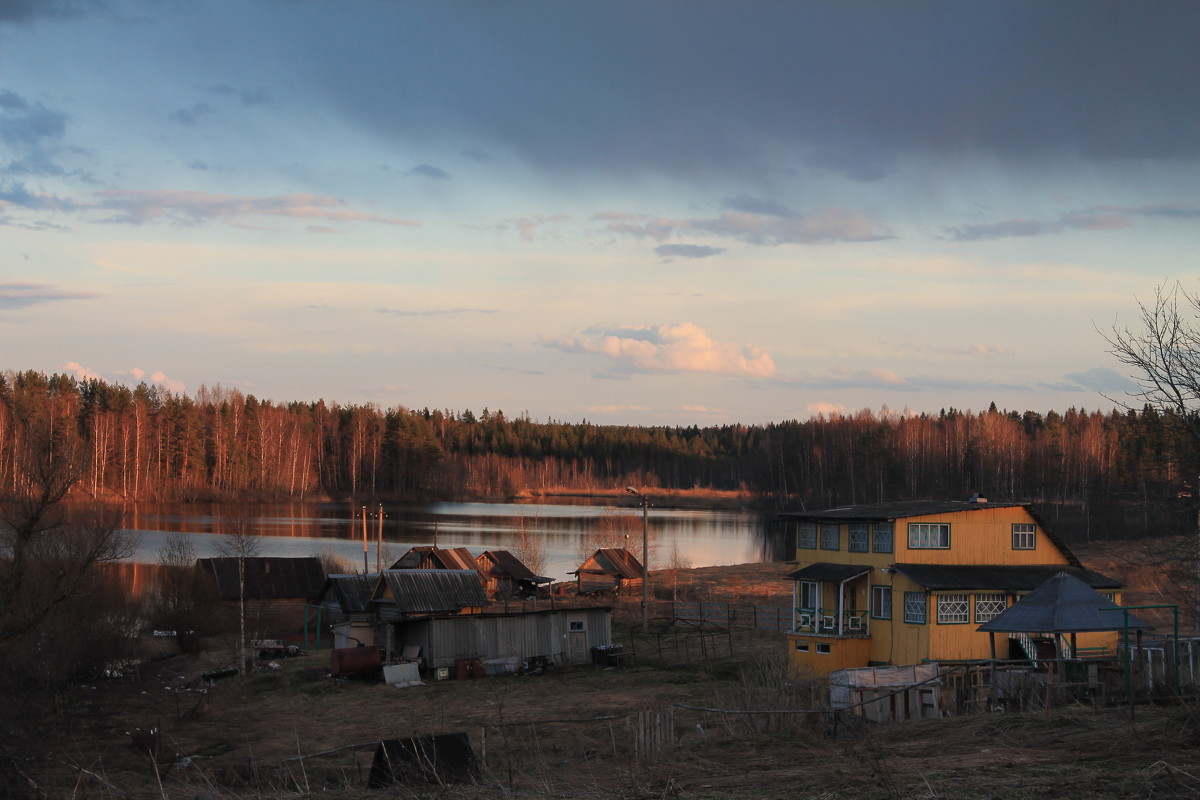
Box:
978;572;1152;634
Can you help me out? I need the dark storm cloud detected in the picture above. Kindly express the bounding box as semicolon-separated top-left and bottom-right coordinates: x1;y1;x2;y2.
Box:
303;2;1200;183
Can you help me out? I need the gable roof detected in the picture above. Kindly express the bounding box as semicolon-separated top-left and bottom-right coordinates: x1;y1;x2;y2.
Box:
389;546;479;572
778;500;1082;567
476;550;550;583
196;557;326;601
891;563;1122;593
575;548;643;580
373;569;489;614
978;572;1152;633
322;573;379;614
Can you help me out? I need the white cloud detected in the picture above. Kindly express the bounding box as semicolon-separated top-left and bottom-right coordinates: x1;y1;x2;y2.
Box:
546;322;776;377
63;361;100;381
807;401;847;417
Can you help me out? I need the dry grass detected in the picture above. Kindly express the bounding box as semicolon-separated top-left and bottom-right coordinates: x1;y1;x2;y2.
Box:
9;543;1200;799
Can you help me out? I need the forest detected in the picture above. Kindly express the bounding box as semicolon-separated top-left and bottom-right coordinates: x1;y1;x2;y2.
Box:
0;369;1195;544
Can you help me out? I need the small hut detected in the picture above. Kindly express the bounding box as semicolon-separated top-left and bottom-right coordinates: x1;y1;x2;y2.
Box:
475;550;552;599
573;548;643;595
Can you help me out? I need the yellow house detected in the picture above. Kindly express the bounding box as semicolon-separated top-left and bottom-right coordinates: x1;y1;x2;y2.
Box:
780;499;1125;675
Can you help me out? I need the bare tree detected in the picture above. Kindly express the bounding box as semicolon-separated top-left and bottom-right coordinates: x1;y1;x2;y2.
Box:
151;532;208;652
0;428;134;654
1104;282;1200;625
214;520;260;674
510;516;548;577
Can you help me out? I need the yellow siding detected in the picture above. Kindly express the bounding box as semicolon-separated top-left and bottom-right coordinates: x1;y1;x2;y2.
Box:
892;506;1070;566
786;634;873;676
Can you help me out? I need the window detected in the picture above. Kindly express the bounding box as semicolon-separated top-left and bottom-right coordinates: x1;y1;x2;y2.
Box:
937;593;970;624
848;523;869;552
798;522;817;549
815;643;832;654
974;593;1007;623
871;586;892;620
909;522;950;549
798;580;819;611
904;592;927;624
569;621;585;631
872;522;894;553
819;523;840;550
1012;523;1036;550
794;640;810;652
1099;591;1118;605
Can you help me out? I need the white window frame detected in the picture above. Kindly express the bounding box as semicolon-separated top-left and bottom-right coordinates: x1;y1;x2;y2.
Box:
974;593;1007;623
797;522;817;549
798;580;819;611
871;585;892;620
1012;523;1036;550
937;592;970;624
848;522;869;552
909;522;950;549
815;643;832;654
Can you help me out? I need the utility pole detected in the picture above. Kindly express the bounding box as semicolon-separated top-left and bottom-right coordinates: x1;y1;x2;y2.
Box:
626;486;650;626
361;505;368;574
376;503;384;573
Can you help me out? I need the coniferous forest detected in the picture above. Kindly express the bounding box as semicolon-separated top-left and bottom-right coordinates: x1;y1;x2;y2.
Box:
1;369;1195;543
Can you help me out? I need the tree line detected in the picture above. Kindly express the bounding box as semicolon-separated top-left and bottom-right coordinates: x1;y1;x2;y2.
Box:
1;369;1195;541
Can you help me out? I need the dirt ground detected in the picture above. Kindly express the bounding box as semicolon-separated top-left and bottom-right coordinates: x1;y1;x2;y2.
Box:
9;545;1200;799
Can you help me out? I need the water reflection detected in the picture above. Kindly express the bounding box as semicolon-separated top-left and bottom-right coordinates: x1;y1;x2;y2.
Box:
120;499;786;582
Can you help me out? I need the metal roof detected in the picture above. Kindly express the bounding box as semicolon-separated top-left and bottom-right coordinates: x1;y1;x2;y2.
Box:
786;562;873;582
196;557;326;601
323;573;379;614
978;572;1152;633
373;569;489;614
891;563;1122;592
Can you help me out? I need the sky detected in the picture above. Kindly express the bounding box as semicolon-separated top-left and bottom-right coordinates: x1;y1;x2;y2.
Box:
2;1;1199;427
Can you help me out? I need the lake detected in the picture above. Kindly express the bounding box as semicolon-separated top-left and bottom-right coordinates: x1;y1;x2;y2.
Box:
119;498;788;584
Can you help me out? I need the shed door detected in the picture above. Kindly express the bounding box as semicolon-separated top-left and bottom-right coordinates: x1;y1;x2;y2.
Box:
567;630;588;665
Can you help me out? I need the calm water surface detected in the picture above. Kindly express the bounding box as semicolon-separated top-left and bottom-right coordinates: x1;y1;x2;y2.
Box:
120;498;784;583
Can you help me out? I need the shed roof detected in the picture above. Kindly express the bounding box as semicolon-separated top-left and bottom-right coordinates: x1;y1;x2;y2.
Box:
786;562;873;583
477;550;551;583
892;563;1121;592
978;572;1152;633
574;548;643;580
373;569;489;614
323;573;379;614
196;557;326;601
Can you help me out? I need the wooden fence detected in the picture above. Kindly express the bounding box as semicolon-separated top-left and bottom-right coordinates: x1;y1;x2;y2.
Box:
646;601;792;632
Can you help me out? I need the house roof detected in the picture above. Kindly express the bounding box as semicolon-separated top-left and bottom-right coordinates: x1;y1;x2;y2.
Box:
574;548;643;580
196;557;326;601
778;500;1082;568
786;562;873;583
323;573;379;614
477;550;551;583
389;546;479;572
978;572;1152;633
891;563;1122;593
373;569;489;614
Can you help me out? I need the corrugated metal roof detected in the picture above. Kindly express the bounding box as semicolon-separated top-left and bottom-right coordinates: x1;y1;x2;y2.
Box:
574;548;643;579
323;574;379;614
477;550;548;583
373;569;489;614
197;557;326;600
786;562;873;582
778;500;1083;568
892;563;1122;592
978;572;1152;633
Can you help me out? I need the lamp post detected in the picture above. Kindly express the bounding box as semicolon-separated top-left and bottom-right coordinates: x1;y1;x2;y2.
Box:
626;486;650;626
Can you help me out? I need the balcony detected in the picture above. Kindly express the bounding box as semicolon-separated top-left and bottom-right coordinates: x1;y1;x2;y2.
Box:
795;607;870;637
